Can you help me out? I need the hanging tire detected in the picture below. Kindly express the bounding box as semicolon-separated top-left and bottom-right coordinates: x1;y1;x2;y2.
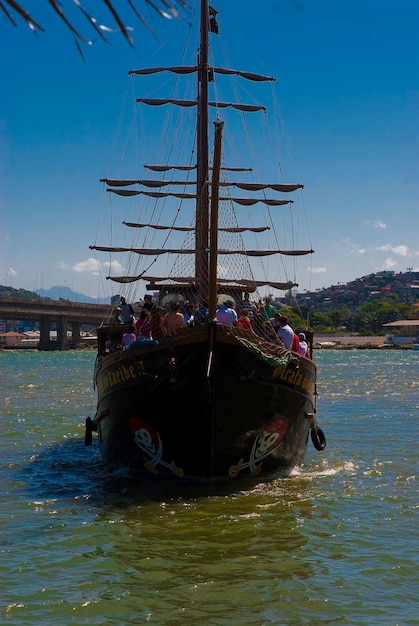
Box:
311;425;326;451
85;417;93;446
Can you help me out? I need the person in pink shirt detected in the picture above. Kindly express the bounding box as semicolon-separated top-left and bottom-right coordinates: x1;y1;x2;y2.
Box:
135;309;151;337
122;324;137;348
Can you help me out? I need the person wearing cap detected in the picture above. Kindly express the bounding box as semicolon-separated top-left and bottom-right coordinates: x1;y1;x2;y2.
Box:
119;296;135;324
298;332;308;357
216;300;238;327
113;306;124;325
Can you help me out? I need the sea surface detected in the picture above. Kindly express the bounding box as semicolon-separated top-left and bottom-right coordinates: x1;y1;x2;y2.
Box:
1;349;418;625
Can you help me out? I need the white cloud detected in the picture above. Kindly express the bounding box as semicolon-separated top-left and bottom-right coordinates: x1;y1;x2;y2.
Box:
383;257;398;269
310;266;326;273
58;258;124;277
57;261;71;270
336;238;366;256
8;267;17;277
73;258;101;273
105;260;123;274
372;220;386;229
348;245;366;256
377;244;408;257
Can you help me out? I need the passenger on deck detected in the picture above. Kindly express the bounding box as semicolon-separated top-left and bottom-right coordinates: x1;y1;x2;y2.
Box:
241;292;256;324
216;300;238;327
192;299;209;324
113;307;124;325
252;310;268;338
292;333;300;352
162;303;184;334
270;312;282;332
122;324;137;348
142;294;157;316
183;303;196;326
259;296;276;322
135;309;151;337
237;309;253;331
298;332;308;357
149;307;165;339
119;296;135;324
276;315;294;349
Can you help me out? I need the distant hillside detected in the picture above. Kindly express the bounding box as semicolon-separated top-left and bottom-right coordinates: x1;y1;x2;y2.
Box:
35;286;110;304
0;285;109;304
0;286;40;300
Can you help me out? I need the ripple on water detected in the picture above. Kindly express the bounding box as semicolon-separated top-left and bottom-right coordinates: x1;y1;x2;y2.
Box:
1;350;419;624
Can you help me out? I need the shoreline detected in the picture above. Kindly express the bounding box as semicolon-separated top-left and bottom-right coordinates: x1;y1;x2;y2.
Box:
1;336;415;351
314;335;410;349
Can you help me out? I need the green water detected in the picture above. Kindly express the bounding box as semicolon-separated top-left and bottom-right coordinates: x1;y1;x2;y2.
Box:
1;350;418;625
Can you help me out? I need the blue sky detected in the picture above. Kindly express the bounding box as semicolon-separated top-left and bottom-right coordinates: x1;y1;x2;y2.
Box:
1;0;418;301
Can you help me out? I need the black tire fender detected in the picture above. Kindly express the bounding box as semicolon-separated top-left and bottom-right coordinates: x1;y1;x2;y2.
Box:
311;425;326;451
85;417;93;446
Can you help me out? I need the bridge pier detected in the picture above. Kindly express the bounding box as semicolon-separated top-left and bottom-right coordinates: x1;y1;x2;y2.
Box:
70;321;81;349
39;315;53;350
57;315;70;350
38;314;70;350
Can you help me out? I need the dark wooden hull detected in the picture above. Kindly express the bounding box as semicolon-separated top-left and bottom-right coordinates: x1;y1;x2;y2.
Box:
92;324;317;481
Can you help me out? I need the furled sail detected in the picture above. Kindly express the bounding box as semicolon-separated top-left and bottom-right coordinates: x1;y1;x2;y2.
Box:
137;98;266;112
145;165;196;171
102;179;302;193
101;179;195;188
144;165;253;172
106;274;298;290
123;221;269;233
142;276;297;289
123;222;194;232
129;66;275;83
90;245;313;257
106;189;293;206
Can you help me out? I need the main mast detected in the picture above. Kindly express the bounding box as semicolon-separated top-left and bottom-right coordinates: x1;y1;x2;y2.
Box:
195;0;210;302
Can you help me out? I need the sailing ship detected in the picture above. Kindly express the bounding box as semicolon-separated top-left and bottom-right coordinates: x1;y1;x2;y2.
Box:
86;0;326;481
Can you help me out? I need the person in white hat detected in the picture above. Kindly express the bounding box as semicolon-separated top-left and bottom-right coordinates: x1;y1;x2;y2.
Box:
298;332;308;357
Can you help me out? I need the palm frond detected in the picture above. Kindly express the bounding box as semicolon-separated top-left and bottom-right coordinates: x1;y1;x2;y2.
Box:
2;0;187;49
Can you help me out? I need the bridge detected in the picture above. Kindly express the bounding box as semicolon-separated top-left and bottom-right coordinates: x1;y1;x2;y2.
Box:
0;297;114;350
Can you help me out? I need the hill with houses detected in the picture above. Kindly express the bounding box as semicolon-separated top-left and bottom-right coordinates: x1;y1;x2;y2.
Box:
1;270;418;336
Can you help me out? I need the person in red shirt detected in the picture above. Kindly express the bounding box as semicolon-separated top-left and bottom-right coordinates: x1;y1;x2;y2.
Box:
149;307;165;339
237;309;253;331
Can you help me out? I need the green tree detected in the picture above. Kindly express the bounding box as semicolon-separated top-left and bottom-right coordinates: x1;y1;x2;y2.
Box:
358;298;411;333
310;311;332;332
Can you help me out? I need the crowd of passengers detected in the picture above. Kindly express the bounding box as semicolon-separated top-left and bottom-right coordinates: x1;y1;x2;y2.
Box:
113;294;308;356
